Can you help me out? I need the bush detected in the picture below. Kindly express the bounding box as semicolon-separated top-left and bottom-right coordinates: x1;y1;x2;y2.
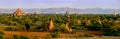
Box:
32;36;38;39
5;27;13;31
25;23;30;30
20;36;29;39
9;34;29;39
5;27;20;31
79;33;95;37
86;23;102;31
0;35;4;39
104;28;120;36
0;31;5;35
0;31;4;39
84;33;95;37
10;34;20;39
50;32;60;38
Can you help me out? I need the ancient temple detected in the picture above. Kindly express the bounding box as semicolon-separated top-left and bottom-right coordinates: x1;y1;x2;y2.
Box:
85;20;91;26
98;19;102;24
65;22;72;32
69;28;73;32
12;8;25;17
113;10;117;16
49;19;54;31
76;19;81;24
66;11;70;18
65;23;69;31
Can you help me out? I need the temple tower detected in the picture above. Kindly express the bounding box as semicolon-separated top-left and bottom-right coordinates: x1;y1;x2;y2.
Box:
49;19;54;31
113;10;117;16
12;8;25;17
65;22;72;32
66;10;70;18
76;19;81;24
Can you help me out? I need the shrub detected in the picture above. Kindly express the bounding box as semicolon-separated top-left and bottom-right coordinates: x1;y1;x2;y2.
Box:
20;36;29;39
104;28;120;36
49;32;60;38
25;23;30;30
5;27;20;31
32;36;39;39
0;31;4;39
5;27;13;31
0;31;5;35
79;33;95;37
12;34;20;39
9;34;29;39
84;33;95;37
86;23;102;31
0;35;3;39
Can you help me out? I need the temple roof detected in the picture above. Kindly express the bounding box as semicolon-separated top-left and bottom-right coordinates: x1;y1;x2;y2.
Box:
12;8;25;16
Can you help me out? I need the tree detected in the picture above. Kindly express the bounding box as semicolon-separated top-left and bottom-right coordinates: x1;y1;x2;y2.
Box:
0;31;4;39
104;28;120;36
20;36;29;39
25;23;30;30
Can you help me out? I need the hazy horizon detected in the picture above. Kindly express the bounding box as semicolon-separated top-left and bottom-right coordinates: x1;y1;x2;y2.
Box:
0;0;120;9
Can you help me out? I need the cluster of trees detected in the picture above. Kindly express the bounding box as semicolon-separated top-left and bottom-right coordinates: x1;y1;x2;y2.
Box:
0;14;120;36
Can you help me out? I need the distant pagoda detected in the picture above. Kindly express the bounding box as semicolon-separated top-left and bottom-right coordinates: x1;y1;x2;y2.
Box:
66;10;70;18
85;20;91;26
54;9;57;15
54;10;57;17
12;8;25;17
113;10;117;16
75;12;78;16
49;19;54;31
76;19;81;24
65;23;69;31
98;19;102;24
65;22;72;32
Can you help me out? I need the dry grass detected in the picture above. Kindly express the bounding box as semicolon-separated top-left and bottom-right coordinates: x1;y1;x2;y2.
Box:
2;31;120;39
3;30;103;39
4;31;50;39
56;36;120;39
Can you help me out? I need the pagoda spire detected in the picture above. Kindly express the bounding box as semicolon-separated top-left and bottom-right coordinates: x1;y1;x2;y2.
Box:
49;19;54;31
54;9;57;17
66;10;70;18
113;10;117;16
65;22;72;32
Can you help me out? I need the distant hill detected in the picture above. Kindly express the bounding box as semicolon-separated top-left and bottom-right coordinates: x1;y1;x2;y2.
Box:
0;8;120;14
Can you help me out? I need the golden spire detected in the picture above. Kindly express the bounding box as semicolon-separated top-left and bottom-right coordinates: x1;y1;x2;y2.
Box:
49;19;54;31
69;28;73;32
98;19;102;24
65;22;72;32
65;22;69;31
77;19;81;24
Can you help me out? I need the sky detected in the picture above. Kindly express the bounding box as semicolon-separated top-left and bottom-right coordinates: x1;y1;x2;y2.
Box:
0;0;120;9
